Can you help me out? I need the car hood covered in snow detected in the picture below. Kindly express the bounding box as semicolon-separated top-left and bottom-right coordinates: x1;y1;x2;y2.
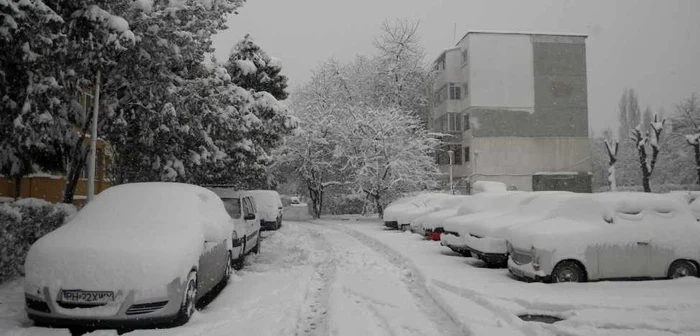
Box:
25;183;232;299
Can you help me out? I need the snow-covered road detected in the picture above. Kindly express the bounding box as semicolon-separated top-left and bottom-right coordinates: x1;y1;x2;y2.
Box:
2;219;700;336
1;221;461;336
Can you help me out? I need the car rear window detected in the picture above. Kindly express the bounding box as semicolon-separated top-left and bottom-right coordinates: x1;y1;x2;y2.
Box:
222;197;242;219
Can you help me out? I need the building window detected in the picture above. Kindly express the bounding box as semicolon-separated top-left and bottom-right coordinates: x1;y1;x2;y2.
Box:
447;113;461;132
449;83;461;100
461;49;468;65
464;146;470;162
435;85;447;106
463;114;470;131
462;82;468;99
436;144;463;165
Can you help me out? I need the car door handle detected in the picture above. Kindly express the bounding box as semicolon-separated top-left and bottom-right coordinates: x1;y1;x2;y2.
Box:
637;241;649;246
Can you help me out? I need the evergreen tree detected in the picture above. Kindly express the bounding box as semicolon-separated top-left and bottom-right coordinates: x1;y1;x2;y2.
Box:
224;34;289;100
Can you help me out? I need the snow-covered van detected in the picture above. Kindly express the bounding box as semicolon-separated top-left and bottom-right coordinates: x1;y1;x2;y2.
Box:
209;188;262;268
246;190;284;230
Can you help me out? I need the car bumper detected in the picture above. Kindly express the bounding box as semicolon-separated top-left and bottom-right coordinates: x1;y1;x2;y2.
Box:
25;278;184;328
464;235;508;255
507;258;548;282
260;220;279;230
440;234;466;249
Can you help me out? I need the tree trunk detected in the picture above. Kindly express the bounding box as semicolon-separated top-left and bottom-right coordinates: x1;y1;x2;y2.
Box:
13;176;21;200
374;195;384;219
695;144;700;188
63;144;89;204
636;145;651;193
307;184;322;219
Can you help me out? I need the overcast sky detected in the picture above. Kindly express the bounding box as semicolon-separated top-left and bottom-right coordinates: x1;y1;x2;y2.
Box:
212;0;700;134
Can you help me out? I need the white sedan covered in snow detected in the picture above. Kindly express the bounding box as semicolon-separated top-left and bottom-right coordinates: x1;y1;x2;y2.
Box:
507;192;700;283
383;193;447;230
461;191;574;267
440;192;529;256
24;183;235;328
413;195;471;240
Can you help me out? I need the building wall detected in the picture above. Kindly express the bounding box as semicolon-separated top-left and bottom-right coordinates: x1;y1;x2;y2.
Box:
469;136;592;191
467;34;535;113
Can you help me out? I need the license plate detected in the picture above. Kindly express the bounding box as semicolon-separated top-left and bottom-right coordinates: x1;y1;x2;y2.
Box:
61;290;114;304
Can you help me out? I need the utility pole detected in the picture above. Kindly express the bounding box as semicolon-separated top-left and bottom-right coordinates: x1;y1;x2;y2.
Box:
448;150;454;194
86;70;101;202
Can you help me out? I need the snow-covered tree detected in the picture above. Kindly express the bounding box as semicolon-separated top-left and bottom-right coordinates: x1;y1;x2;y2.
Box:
630;114;665;192
373;19;429;114
224;34;289;100
344;106;439;217
0;0;137;202
670;94;700;187
604;139;619;191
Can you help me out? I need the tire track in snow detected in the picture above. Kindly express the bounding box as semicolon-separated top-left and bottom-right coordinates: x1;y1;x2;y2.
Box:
309;222;468;336
293;225;336;336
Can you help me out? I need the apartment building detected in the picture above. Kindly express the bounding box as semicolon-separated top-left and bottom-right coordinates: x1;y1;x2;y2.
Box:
431;31;592;193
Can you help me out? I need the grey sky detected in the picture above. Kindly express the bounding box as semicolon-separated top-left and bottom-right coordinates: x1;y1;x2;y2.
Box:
212;0;700;134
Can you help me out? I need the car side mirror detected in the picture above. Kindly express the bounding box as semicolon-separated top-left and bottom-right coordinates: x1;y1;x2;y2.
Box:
244;213;256;220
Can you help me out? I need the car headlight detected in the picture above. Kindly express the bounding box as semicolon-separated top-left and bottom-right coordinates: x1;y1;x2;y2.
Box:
232;231;238;240
506;241;513;253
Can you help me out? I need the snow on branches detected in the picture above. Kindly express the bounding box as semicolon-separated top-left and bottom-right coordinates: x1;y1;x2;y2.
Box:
629;114;665;192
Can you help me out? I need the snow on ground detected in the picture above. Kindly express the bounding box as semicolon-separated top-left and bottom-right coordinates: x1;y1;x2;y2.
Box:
4;218;700;336
330;220;700;336
1;221;457;336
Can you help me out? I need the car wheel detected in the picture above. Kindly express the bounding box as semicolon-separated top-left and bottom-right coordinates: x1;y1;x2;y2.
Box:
252;233;261;255
459;250;472;258
233;241;246;271
175;271;198;325
551;260;586;283
222;252;232;282
668;260;698;279
277;216;282;229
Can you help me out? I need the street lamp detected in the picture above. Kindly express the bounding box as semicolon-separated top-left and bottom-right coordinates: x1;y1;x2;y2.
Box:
447;149;454;195
86;70;101;203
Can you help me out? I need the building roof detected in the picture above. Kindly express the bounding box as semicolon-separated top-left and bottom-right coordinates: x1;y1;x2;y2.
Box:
455;30;588;46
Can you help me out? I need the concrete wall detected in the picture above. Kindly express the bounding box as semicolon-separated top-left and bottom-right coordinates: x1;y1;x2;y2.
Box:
467;34;535;113
468;136;592;191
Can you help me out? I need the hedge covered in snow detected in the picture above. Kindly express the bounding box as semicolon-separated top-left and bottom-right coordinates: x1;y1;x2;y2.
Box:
0;199;76;283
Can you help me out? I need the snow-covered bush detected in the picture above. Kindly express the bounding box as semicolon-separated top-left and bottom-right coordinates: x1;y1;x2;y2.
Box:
324;193;366;215
0;199;76;283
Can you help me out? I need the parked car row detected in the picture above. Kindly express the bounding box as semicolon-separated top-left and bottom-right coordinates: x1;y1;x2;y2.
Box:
23;183;284;329
384;190;700;283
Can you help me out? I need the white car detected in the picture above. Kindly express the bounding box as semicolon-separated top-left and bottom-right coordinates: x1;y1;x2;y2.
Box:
461;191;573;267
507;192;700;282
247;190;284;230
412;195;471;240
396;194;454;232
383;193;444;229
24;183;234;328
440;192;529;256
209;188;262;269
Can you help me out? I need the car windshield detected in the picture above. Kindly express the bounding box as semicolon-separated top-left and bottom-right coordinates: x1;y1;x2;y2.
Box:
221;197;242;219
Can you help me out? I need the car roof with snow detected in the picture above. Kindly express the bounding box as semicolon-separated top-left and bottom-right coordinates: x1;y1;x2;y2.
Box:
592;192;692;216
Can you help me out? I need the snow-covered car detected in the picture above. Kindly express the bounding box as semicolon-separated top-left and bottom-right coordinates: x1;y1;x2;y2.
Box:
246;190;284;230
290;196;300;205
470;180;507;195
383;193;442;229
440;192;529;256
461;191;574;267
398;194;456;232
24;183;234;328
210;188;262;268
412;195;471;241
507;192;700;283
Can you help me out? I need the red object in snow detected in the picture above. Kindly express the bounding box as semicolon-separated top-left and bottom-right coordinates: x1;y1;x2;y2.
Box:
426;232;441;241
